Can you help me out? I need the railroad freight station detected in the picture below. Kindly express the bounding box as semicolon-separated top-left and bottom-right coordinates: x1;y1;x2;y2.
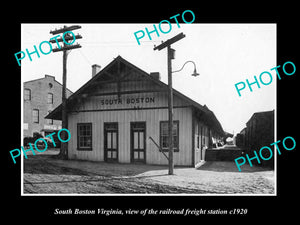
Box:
46;56;224;166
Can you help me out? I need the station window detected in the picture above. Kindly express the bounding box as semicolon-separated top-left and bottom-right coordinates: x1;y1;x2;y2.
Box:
160;121;179;152
77;123;92;150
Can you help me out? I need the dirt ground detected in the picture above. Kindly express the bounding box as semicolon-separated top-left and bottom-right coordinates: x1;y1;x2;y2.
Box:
23;149;275;195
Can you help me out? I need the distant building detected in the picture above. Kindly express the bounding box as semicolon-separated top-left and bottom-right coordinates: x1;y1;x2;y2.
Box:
23;75;73;138
242;110;275;167
235;127;246;147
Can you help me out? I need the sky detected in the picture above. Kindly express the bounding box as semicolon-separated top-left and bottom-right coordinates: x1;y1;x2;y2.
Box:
21;23;276;134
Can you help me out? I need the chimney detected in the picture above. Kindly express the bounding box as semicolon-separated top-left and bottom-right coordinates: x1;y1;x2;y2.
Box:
149;72;160;80
92;64;101;77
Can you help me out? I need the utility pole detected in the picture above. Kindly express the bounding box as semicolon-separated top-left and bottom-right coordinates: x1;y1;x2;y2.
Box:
49;25;82;159
154;32;185;175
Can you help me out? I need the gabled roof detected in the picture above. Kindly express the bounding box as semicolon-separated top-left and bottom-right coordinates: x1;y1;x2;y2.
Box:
46;55;224;135
246;110;274;125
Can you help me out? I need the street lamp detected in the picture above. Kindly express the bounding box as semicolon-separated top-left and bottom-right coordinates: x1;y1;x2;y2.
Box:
172;60;200;77
154;33;199;175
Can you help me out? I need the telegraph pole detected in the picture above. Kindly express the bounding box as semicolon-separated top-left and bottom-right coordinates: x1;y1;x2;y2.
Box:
50;25;82;159
154;32;185;175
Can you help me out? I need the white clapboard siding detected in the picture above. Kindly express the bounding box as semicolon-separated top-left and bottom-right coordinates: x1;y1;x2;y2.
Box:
66;58;195;166
68;105;193;166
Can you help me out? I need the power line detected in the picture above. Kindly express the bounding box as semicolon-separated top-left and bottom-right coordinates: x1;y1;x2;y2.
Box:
49;25;82;160
78;48;92;65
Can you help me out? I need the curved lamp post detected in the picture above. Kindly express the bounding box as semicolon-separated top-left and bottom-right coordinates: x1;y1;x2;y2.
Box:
153;33;200;175
172;60;199;77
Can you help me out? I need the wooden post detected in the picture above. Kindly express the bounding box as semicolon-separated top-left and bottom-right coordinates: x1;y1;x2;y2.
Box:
60;48;68;159
153;32;185;175
49;25;82;159
167;45;174;175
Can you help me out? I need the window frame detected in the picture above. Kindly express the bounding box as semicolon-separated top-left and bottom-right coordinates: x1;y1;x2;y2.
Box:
159;120;179;152
77;123;93;151
24;88;31;101
32;109;39;123
47;93;53;104
195;122;200;149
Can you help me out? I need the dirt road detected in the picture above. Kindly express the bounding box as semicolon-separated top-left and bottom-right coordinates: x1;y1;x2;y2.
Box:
23;153;274;194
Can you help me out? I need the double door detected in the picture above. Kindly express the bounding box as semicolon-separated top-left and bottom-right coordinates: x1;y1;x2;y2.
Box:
104;122;146;163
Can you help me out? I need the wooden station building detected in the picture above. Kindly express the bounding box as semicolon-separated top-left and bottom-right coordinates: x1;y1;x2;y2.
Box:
47;56;224;166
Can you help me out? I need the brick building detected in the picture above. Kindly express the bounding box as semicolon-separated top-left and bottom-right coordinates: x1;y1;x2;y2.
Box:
23;75;73;138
